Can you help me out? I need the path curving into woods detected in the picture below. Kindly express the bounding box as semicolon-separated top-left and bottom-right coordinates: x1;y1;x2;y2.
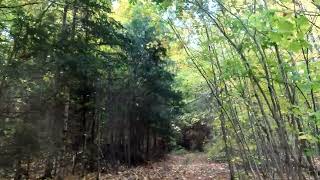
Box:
83;153;229;180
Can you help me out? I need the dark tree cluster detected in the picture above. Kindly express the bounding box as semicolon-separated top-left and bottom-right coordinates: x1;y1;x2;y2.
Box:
0;0;181;179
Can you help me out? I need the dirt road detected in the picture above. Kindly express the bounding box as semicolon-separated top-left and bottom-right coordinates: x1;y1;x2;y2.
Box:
87;153;229;180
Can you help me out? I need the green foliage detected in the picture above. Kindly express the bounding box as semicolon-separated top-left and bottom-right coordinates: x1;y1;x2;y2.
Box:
205;140;226;161
152;0;320;178
171;146;188;155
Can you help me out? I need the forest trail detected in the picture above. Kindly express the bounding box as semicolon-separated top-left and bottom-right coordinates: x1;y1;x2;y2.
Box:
84;153;229;180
